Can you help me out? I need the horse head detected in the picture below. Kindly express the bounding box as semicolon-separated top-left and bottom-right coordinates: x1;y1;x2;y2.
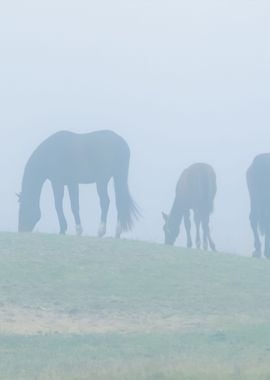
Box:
18;193;41;232
162;212;179;246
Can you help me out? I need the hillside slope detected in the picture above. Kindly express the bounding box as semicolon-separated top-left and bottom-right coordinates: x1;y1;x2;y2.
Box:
0;233;270;379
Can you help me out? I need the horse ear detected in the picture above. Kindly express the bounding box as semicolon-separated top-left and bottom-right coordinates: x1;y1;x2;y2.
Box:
16;193;21;203
162;212;168;222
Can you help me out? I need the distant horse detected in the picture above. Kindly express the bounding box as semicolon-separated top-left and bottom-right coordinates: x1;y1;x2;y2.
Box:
162;163;217;250
247;153;270;258
18;130;138;237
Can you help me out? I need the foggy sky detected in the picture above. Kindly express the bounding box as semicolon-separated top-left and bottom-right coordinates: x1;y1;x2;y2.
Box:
0;0;270;254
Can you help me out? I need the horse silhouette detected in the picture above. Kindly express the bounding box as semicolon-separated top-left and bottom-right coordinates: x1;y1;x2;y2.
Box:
247;153;270;258
162;163;216;250
18;130;138;237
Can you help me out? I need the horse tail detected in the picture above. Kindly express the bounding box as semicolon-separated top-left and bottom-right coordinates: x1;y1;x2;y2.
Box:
113;149;139;232
201;168;217;215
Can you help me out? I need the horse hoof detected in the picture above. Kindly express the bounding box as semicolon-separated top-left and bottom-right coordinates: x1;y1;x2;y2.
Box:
264;251;270;259
252;250;261;258
76;225;83;236
98;223;106;238
115;223;122;239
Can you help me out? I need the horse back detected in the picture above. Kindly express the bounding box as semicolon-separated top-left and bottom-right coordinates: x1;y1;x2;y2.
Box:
176;163;216;212
28;130;130;184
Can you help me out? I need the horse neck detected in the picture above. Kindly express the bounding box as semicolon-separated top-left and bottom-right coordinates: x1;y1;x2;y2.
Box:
21;162;46;204
169;197;184;227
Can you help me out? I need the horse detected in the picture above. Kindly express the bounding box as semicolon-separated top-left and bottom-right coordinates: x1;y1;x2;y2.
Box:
18;130;138;237
162;163;217;250
246;153;270;258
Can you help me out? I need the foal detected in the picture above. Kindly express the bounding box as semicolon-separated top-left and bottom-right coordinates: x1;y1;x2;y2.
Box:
162;163;217;250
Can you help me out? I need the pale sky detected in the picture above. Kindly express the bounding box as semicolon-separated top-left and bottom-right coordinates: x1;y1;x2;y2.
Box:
0;1;270;254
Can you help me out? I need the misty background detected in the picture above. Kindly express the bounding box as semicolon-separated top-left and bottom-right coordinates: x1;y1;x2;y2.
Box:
0;0;269;254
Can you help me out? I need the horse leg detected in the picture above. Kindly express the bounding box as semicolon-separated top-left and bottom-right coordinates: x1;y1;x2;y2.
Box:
52;182;67;235
96;181;110;238
264;233;270;259
68;183;83;236
184;210;192;248
202;218;209;251
194;211;201;249
115;221;122;239
263;222;270;258
250;211;261;257
202;213;216;251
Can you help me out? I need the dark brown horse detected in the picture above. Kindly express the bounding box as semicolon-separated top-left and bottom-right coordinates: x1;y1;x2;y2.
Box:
162;163;217;250
247;153;270;258
18;130;138;237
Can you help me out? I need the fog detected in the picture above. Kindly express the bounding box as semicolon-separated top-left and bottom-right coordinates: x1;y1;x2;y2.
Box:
0;0;269;254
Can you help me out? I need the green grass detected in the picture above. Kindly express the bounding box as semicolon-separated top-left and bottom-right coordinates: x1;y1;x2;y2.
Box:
0;232;270;379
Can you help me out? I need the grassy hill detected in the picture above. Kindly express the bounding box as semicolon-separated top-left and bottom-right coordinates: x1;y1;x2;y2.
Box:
0;232;270;379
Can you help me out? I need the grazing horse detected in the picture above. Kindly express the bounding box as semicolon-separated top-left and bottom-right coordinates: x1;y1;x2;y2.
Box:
162;163;217;250
247;153;270;258
18;130;138;237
